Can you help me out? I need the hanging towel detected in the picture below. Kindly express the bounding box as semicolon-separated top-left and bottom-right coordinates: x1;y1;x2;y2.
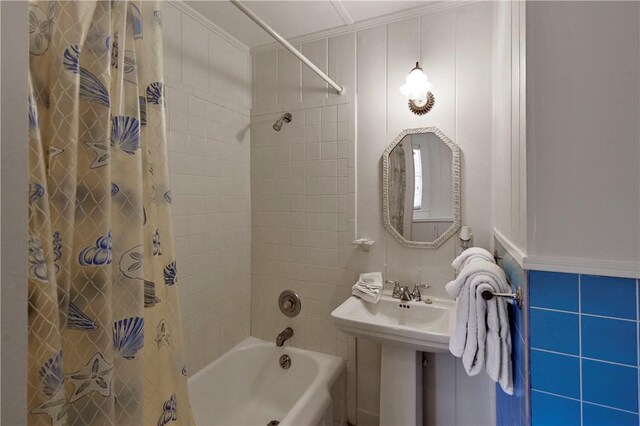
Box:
352;272;383;304
446;260;513;395
452;247;496;272
446;260;509;299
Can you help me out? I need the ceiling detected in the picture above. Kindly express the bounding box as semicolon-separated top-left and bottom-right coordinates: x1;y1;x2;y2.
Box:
185;1;428;48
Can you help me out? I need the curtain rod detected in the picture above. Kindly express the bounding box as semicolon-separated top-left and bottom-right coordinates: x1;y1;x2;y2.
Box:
229;0;345;95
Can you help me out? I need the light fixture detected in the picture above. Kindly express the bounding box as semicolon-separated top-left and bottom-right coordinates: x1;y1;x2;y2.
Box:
459;226;473;250
400;62;435;116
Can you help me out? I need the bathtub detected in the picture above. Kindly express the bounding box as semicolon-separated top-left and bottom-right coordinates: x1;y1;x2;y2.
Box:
188;337;347;426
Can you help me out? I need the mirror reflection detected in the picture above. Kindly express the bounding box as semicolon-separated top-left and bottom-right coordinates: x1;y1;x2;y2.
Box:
384;128;460;248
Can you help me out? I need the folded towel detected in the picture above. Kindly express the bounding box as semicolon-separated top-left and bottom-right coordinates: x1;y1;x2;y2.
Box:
446;260;513;395
352;272;383;304
452;247;495;272
446;260;509;298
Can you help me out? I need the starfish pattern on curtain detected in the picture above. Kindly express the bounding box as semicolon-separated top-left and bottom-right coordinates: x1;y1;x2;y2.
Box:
27;1;194;424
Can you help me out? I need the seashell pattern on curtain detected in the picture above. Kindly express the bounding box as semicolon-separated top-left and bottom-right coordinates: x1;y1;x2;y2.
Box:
27;1;194;424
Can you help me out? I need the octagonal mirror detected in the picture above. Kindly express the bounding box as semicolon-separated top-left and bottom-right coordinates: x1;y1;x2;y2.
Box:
382;127;460;248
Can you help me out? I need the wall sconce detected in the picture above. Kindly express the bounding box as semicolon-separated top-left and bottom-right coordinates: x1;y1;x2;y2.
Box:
459;226;473;250
400;62;435;116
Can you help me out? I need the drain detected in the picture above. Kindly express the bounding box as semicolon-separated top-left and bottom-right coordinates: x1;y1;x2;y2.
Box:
279;354;291;369
267;421;280;426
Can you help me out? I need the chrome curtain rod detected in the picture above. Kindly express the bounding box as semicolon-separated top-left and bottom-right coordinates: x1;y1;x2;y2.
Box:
229;0;345;95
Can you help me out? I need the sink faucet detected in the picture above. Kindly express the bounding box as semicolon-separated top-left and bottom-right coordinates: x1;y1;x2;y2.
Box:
387;280;403;299
400;286;413;301
276;327;294;347
411;283;430;301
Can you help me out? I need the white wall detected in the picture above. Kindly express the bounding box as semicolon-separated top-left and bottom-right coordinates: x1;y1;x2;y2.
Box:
525;1;640;277
355;4;496;424
493;1;527;257
0;2;28;424
163;2;252;373
251;3;497;425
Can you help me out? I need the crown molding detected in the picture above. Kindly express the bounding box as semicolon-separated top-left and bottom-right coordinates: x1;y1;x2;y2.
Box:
331;1;354;25
250;0;475;54
167;0;250;54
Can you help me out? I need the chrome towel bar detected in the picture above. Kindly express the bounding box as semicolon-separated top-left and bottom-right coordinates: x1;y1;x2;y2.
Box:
481;287;522;309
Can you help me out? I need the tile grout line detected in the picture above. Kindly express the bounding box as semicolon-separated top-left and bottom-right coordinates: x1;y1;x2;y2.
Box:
578;274;584;426
531;389;640;416
530;305;637;323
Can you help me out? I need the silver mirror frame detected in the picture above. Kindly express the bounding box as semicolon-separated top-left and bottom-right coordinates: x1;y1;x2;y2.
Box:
382;127;461;249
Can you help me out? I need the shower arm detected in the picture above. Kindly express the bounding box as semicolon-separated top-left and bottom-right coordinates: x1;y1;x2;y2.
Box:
229;0;345;95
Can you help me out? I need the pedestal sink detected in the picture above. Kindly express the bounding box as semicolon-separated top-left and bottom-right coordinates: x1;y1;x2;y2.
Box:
331;293;455;426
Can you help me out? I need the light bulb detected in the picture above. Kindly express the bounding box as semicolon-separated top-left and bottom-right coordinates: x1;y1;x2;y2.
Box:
400;64;433;101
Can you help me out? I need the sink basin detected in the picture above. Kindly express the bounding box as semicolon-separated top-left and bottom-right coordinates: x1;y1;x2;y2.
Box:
331;293;456;425
331;293;455;352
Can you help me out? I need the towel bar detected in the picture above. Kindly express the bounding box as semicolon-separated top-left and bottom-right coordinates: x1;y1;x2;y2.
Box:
481;288;522;309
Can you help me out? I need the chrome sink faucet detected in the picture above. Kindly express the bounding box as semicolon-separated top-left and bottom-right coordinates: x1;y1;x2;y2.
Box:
400;286;413;301
388;280;430;302
411;283;430;301
387;280;403;299
276;327;294;347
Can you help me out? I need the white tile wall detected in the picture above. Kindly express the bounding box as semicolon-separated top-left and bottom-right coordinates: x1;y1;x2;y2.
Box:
250;97;359;421
163;2;251;374
251;3;497;425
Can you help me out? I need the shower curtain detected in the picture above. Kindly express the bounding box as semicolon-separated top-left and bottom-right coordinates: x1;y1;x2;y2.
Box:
27;1;193;425
388;144;407;236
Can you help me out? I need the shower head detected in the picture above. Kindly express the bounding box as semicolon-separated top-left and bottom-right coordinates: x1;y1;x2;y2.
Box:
273;112;292;131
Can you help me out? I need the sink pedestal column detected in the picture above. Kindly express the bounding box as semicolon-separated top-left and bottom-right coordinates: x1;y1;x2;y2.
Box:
379;345;422;426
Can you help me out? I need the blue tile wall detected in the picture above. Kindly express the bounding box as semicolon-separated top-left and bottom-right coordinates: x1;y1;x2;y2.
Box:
583;403;639;426
529;271;640;426
530;271;579;311
531;391;581;426
530;309;579;355
581;275;636;320
530;350;580;398
495;241;529;426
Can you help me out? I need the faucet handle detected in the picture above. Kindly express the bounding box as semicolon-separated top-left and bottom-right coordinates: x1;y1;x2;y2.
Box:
411;283;429;301
411;284;421;301
387;280;402;298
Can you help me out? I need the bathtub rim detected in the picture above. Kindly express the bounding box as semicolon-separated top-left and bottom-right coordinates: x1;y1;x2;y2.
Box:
187;336;347;426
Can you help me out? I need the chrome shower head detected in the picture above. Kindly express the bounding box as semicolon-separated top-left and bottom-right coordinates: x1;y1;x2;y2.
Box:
273;112;292;131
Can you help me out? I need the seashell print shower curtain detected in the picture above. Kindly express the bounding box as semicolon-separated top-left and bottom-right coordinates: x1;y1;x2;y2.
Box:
27;1;193;424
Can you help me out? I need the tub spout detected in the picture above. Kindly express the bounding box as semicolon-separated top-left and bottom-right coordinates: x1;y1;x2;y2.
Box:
276;327;294;347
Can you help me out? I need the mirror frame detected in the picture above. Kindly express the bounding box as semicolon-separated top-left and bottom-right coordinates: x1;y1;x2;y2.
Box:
382;127;461;249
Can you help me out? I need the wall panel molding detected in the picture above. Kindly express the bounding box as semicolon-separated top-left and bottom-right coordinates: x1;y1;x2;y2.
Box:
524;256;640;280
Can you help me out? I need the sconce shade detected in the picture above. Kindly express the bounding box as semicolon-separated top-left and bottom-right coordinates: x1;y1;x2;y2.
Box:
400;62;433;102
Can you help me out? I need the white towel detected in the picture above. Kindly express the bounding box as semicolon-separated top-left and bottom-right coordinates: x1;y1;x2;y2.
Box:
452;247;496;272
446;260;510;299
352;272;383;304
446;260;513;395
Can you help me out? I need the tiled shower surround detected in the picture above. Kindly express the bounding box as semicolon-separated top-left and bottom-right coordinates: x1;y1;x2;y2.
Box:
163;3;252;373
250;98;358;419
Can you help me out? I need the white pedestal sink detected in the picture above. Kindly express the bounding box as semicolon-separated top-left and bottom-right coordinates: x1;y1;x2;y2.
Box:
331;293;455;426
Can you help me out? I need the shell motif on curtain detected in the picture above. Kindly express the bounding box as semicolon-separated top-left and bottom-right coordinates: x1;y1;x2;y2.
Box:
27;1;194;424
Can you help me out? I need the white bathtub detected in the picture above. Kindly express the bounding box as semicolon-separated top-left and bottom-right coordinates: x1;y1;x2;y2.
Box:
188;337;347;426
